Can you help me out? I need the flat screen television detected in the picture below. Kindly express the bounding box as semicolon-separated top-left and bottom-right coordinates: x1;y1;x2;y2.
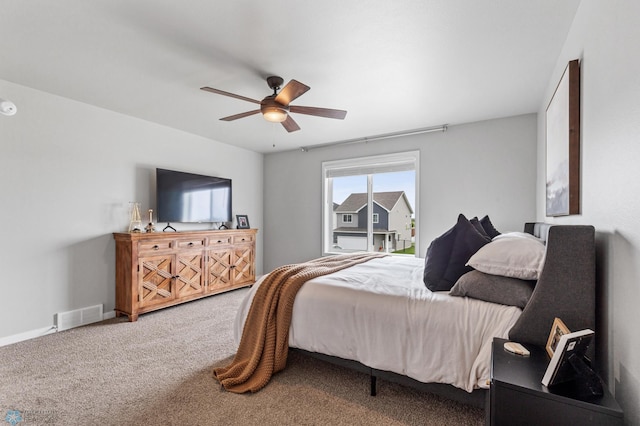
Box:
156;168;232;223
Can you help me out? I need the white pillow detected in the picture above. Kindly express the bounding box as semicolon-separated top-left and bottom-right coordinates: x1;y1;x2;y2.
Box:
466;233;545;280
492;231;544;243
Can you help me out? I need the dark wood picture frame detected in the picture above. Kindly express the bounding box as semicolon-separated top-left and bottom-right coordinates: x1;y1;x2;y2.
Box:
236;214;250;229
546;59;580;216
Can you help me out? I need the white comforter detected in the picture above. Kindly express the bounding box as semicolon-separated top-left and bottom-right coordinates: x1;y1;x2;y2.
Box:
234;255;522;392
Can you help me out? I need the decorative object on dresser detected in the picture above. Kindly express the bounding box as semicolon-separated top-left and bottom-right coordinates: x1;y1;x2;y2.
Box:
113;229;256;321
236;214;250;229
128;201;143;233
144;209;156;233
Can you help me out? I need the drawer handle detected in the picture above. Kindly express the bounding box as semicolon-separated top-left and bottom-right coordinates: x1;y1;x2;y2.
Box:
188;242;194;247
241;238;245;241
153;245;159;250
217;240;223;243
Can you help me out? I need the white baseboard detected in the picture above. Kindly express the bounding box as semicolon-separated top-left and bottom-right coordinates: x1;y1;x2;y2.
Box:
0;310;116;347
0;325;57;348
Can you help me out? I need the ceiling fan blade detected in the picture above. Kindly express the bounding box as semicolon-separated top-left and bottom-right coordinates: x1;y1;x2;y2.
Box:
220;110;261;121
275;80;310;106
200;87;261;105
281;115;301;132
290;105;347;120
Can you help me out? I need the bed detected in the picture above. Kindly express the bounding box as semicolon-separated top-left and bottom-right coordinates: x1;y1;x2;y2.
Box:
230;221;595;407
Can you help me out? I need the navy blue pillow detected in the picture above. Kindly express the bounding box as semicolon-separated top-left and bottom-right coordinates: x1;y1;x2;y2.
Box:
470;216;490;239
423;214;491;291
480;215;501;239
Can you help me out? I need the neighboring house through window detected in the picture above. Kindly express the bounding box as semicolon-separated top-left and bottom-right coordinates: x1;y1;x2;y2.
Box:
322;151;418;255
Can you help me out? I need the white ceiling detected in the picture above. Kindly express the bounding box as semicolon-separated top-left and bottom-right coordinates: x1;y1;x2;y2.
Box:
0;1;580;153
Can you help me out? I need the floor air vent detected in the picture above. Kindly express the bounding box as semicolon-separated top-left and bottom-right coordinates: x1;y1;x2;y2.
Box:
55;304;104;331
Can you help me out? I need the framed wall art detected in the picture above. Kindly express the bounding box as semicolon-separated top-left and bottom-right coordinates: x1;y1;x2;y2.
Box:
546;59;581;216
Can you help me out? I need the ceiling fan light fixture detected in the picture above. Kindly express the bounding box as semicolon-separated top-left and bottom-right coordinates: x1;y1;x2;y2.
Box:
262;107;288;123
260;96;289;122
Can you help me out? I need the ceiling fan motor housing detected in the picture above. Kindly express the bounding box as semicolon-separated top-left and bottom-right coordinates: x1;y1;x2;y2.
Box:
266;76;284;91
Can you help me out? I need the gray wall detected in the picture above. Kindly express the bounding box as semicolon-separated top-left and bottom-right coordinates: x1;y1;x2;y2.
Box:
263;113;537;272
0;79;264;340
536;2;640;424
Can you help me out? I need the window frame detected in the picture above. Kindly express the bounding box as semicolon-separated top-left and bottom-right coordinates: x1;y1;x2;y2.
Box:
322;150;419;256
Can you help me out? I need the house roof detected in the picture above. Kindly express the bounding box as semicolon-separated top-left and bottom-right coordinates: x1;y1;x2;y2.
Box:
335;191;412;213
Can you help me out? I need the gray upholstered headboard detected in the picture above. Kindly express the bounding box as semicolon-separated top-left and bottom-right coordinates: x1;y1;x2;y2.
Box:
509;223;596;354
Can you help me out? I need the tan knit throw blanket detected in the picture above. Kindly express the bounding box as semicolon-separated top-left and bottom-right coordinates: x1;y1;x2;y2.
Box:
213;252;388;393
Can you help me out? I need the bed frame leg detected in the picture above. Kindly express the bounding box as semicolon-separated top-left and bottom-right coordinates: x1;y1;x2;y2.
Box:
370;374;377;396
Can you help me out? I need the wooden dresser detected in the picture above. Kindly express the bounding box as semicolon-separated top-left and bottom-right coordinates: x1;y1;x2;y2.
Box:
113;229;257;321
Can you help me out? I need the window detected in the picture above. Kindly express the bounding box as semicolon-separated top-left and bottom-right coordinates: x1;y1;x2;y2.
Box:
323;151;419;255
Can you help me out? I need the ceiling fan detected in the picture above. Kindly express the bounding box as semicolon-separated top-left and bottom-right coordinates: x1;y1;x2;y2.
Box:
200;76;347;133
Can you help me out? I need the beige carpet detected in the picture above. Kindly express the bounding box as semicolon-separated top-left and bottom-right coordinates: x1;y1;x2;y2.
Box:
0;288;484;425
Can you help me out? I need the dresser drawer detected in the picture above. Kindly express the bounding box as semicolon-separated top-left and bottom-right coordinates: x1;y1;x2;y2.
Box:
175;239;205;249
233;234;254;244
209;235;232;245
138;240;171;253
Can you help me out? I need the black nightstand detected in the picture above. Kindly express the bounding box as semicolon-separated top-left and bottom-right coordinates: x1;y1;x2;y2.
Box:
488;338;623;425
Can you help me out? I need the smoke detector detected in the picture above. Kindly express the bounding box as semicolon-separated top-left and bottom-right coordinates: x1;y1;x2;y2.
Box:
0;98;17;116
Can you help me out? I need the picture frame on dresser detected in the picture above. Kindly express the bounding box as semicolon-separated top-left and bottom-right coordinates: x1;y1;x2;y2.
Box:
236;214;250;229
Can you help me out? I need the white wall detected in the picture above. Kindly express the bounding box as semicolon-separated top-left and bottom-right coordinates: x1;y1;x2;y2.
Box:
0;79;263;340
536;1;640;423
263;113;537;272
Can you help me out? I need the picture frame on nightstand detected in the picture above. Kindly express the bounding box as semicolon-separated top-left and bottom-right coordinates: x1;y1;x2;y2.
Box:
542;328;595;388
546;317;570;358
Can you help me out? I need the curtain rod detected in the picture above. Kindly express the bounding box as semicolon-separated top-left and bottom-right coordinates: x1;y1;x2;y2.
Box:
300;124;448;152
